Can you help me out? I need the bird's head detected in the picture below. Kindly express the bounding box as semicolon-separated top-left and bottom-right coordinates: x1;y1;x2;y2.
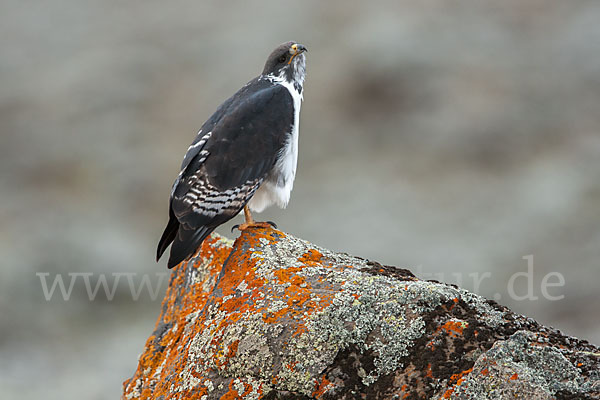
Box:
262;41;307;90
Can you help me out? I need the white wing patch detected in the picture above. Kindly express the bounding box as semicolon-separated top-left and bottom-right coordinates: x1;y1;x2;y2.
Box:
170;131;212;198
178;173;262;220
187;130;212;152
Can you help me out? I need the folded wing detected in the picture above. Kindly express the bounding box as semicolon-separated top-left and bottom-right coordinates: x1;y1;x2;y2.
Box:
157;82;295;268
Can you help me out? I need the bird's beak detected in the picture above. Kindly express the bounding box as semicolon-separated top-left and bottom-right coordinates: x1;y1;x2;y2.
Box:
288;43;307;64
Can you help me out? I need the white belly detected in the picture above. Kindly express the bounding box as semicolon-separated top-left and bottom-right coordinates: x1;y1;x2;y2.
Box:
248;79;302;213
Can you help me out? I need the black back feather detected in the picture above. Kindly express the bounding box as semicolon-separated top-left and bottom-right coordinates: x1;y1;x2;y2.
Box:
156;78;295;268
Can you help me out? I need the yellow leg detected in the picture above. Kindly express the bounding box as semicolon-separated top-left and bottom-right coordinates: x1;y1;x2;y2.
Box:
235;205;277;231
243;205;254;225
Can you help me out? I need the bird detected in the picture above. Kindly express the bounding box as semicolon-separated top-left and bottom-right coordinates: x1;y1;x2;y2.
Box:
156;41;307;269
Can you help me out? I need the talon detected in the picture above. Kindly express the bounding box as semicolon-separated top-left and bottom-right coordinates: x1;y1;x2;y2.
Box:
266;221;278;229
231;224;240;232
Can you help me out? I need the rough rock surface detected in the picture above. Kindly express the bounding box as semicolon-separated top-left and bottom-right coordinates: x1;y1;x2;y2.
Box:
122;227;600;399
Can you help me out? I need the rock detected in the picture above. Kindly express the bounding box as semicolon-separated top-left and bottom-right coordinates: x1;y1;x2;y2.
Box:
122;227;600;399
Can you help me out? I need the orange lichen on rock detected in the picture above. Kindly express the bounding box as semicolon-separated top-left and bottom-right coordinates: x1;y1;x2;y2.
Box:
220;380;240;400
122;234;233;400
449;367;473;384
441;320;467;337
425;319;468;354
123;227;600;399
123;228;342;399
312;375;332;398
425;363;434;378
399;384;410;399
441;387;454;399
258;246;336;331
442;367;474;399
298;249;323;265
447;297;459;311
426;340;436;351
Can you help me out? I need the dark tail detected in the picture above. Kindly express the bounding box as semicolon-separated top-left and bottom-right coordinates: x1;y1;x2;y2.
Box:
156;208;179;262
167;225;215;269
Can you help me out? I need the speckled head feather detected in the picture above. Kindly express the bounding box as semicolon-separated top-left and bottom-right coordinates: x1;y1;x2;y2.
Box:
262;41;307;91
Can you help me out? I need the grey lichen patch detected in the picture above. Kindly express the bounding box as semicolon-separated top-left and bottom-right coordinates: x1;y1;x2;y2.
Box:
226;231;512;395
451;288;506;328
187;233;234;290
277;267;428;391
124;378;143;400
444;330;593;400
226;313;281;377
252;232;370;273
232;377;264;400
400;280;506;328
187;307;280;381
212;233;235;248
488;331;582;393
190;232;518;397
276;233;507;327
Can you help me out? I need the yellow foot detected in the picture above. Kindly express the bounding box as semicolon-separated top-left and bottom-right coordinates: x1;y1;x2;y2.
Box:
233;205;278;232
233;221;278;232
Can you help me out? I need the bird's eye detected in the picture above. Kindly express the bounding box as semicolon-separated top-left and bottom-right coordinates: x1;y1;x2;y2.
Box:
278;54;287;63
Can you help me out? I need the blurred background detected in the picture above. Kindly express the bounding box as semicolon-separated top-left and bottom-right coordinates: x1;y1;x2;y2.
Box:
1;1;599;398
